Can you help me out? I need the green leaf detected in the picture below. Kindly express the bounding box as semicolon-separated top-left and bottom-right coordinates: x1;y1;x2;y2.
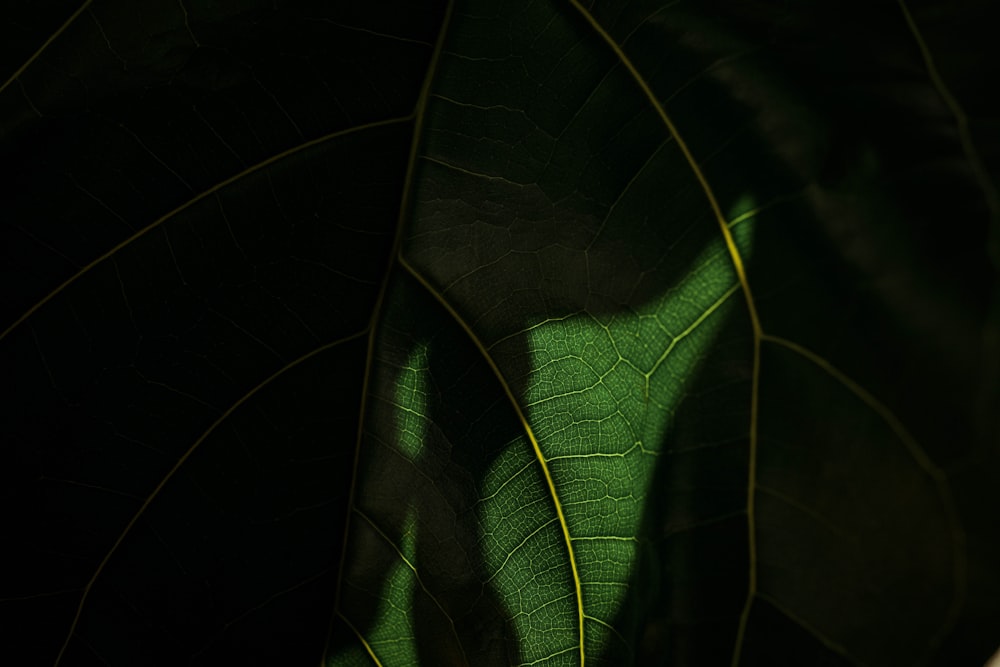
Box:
2;0;998;665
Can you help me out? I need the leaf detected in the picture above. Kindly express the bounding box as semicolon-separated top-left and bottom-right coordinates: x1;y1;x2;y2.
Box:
1;0;998;666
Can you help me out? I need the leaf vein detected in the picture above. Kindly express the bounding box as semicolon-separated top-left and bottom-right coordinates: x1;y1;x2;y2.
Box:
0;0;93;96
1;115;414;343
53;330;368;666
399;254;587;664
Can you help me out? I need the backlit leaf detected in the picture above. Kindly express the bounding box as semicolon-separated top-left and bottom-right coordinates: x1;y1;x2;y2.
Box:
2;0;997;665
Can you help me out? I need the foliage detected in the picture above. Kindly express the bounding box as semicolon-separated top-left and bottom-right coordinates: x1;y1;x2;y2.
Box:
2;0;998;664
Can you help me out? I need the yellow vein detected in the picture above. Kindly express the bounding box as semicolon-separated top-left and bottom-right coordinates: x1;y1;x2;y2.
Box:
1;115;412;343
565;0;760;333
728;191;804;230
354;509;469;665
334;611;386;667
563;4;763;664
646;282;740;397
761;334;945;480
0;0;92;96
326;174;395;667
485;518;560;584
583;613;630;655
328;2;455;664
53;329;368;667
400;254;586;667
896;0;1000;226
761;332;967;650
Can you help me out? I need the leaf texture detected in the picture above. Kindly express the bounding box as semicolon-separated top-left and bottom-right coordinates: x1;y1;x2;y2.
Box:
1;0;998;665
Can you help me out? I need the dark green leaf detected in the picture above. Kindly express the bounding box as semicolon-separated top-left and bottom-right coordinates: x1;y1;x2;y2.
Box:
2;0;998;665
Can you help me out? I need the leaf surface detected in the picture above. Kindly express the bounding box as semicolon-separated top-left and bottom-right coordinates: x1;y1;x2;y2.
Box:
1;0;998;665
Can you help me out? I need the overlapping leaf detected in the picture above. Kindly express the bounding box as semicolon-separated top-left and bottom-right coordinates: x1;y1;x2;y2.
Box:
1;0;997;665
